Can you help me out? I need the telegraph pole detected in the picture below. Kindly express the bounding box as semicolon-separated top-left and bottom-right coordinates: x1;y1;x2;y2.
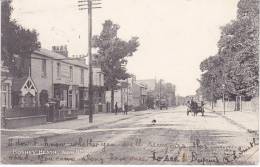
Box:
126;78;129;107
88;0;93;123
222;84;225;115
78;0;101;123
159;79;162;109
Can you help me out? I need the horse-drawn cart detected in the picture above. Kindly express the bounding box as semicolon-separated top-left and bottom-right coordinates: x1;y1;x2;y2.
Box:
187;102;204;116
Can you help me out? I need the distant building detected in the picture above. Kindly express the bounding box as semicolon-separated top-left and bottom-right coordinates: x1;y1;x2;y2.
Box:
164;83;176;106
105;76;135;112
176;95;186;106
137;79;156;92
132;82;148;107
138;79;176;107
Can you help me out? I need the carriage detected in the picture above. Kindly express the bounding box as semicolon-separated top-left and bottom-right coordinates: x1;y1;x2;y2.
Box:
187;101;204;116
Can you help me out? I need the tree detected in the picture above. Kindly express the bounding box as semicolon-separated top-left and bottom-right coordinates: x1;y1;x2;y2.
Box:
199;55;225;101
93;20;139;112
218;0;259;99
199;0;259;101
1;0;41;77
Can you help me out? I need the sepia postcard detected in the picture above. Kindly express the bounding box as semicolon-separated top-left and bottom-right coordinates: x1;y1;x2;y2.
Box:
1;0;259;165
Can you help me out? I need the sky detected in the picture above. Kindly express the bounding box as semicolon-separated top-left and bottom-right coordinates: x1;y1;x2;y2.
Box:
11;0;239;96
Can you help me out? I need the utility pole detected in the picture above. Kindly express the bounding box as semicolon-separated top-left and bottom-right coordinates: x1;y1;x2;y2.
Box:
126;78;129;107
222;81;225;115
211;78;214;110
78;0;102;123
222;91;225;115
159;79;162;109
88;0;93;123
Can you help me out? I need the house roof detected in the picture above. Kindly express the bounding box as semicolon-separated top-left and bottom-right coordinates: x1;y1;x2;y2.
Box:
33;48;89;68
134;82;146;88
12;76;38;96
137;79;156;90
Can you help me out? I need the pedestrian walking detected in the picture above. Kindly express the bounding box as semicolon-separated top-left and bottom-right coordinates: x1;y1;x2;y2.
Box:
115;102;118;115
124;103;128;115
200;100;205;112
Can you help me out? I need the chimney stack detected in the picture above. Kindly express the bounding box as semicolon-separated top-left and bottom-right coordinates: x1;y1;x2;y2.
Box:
52;45;68;57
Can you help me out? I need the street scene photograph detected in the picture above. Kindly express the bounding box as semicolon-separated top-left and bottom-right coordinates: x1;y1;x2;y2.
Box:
1;0;259;165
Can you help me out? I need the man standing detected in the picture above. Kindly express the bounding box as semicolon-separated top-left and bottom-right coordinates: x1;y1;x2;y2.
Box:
115;102;118;115
124;103;128;115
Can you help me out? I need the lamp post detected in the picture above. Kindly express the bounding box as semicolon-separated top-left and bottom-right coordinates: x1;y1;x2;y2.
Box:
222;84;225;115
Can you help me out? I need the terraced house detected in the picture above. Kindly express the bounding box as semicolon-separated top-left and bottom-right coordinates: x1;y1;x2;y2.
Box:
5;46;105;128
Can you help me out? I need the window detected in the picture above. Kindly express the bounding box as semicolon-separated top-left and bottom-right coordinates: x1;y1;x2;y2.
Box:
41;59;47;77
57;62;61;78
68;89;72;108
81;69;84;84
2;84;7;91
99;73;102;86
69;66;73;81
1;84;9;107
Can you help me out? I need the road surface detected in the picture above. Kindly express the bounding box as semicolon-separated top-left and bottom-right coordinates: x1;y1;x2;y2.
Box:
1;106;258;165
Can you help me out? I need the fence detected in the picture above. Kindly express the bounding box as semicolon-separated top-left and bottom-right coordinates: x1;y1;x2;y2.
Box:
206;96;259;112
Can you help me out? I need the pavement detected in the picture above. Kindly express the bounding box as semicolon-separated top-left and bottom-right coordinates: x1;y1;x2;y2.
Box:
204;105;259;132
1;109;158;140
1;106;259;165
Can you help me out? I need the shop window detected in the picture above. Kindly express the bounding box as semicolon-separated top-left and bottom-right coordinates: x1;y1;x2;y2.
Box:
84;90;88;100
81;68;84;84
68;90;72;108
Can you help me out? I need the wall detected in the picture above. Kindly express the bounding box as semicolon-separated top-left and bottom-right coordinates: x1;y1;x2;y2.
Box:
52;60;88;87
5;115;47;129
208;97;259;112
242;97;259;112
31;53;90;97
93;68;104;86
31;54;53;97
106;90;124;109
132;83;141;107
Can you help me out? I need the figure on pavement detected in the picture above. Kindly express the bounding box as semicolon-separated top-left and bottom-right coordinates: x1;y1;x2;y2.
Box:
124;103;128;115
115;102;118;115
200;100;205;112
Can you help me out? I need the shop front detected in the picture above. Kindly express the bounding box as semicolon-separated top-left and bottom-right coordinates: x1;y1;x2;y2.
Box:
54;83;69;107
79;87;88;114
49;83;78;122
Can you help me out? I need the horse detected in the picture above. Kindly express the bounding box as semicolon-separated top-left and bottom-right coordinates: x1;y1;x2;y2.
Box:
187;102;204;116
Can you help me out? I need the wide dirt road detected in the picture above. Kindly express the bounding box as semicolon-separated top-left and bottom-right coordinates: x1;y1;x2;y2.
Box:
1;106;258;165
